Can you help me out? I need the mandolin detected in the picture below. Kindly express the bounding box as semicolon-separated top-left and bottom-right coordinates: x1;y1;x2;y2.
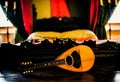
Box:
20;45;95;74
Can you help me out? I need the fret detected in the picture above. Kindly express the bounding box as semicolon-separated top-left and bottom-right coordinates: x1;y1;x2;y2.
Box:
29;59;65;70
21;45;95;74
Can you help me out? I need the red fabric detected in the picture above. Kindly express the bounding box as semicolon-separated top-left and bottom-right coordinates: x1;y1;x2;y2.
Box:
20;0;33;34
90;0;99;31
51;0;70;17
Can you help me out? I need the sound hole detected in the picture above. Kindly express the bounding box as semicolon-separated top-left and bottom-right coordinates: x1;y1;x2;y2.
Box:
66;56;73;66
71;51;81;68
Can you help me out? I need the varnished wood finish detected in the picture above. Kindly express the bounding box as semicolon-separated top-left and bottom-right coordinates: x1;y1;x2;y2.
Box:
21;45;95;74
57;45;95;72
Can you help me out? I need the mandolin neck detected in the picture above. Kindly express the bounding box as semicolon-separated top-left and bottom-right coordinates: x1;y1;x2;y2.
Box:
30;59;65;69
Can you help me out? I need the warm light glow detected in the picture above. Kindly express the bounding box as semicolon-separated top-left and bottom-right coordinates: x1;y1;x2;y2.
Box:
5;1;8;7
108;0;111;3
58;17;62;21
13;1;16;10
0;5;13;27
115;0;118;6
100;0;104;6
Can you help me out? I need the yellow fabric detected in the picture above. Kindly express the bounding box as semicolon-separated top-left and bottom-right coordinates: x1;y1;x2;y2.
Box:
27;31;61;40
27;29;98;41
60;29;98;40
32;0;51;19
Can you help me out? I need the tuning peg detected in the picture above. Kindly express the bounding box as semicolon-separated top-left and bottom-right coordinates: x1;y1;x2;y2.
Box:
21;61;32;65
23;69;33;74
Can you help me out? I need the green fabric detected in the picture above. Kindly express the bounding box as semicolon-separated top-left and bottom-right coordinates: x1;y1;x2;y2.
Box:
14;30;24;43
94;0;118;39
94;6;108;39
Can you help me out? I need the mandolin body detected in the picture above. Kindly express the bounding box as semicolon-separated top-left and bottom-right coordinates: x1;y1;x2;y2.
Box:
56;45;95;72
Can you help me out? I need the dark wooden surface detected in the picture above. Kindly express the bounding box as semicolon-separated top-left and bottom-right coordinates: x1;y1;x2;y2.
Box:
0;40;120;82
0;58;120;82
